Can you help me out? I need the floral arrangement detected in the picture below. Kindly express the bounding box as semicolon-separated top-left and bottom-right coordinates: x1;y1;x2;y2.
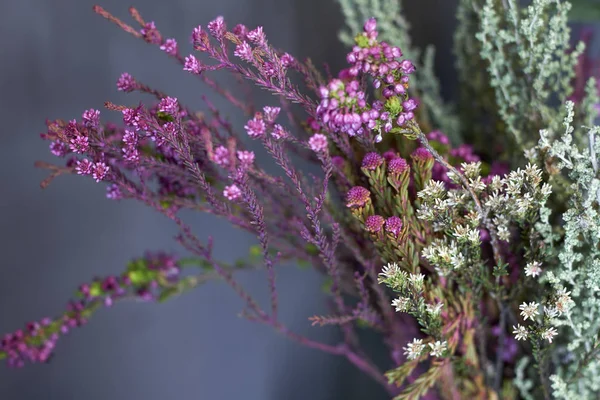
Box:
4;0;600;398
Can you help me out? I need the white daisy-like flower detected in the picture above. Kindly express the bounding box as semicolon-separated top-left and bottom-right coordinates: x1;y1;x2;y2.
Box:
555;288;573;315
428;340;447;358
391;297;410;312
519;302;540;321
403;338;425;360
408;273;425;290
544;306;559;319
426;302;444;316
524;261;542;278
378;262;400;280
512;324;528;341
542;327;558;343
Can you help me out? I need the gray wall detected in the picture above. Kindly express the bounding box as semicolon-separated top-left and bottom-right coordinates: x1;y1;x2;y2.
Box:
0;0;457;399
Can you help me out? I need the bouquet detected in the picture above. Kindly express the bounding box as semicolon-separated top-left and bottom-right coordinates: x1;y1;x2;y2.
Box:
4;1;600;398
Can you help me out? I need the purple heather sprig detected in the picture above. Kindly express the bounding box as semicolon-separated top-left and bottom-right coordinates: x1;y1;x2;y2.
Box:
316;18;417;143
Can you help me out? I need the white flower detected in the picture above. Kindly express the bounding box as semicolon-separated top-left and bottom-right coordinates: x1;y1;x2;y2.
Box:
524;261;542;278
392;297;410;312
519;302;540;321
408;273;425;290
513;324;528;341
426;302;444;316
403;338;425;360
555;288;573;315
542;327;558;343
378;262;400;280
428;340;447;358
544;306;559;319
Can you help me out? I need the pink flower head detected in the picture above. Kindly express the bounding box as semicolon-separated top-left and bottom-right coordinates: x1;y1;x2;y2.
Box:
184;54;203;75
159;38;178;56
411;147;433;161
308;134;328;153
247;26;267;47
365;215;385;233
116;73;136;92
213;146;230;166
223;184;242;201
140;21;161;44
75;159;93;175
280;53;295;68
207;16;226;40
245;114;266;138
262;106;281;124
385;216;403;237
82;109;100;129
158;97;179;116
234;42;254;62
92;162;110;182
361;152;384;170
388;157;409;175
346;186;371;208
237;150;255;166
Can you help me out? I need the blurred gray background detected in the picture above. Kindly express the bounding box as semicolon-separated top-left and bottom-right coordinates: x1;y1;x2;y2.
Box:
0;0;457;399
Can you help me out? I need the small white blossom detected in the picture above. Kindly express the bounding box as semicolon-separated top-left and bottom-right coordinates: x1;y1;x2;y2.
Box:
428;340;447;358
519;302;540;321
555;288;573;315
544;306;559;319
525;261;542;278
392;297;410;312
378;262;400;280
408;273;425;290
542;327;558;343
403;338;425;360
513;324;528;341
426;302;444;316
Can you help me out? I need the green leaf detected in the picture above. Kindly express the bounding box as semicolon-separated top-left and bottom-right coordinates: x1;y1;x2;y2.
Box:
249;245;262;258
156;111;175;122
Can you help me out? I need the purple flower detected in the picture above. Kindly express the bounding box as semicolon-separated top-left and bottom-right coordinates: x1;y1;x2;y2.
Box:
361;152;384;170
244;114;266;138
207;16;226;40
116;73;136;92
140;21;161;44
213;146;230;166
346;186;371;208
159;38;178;56
234;42;254;62
49;141;67;157
158;97;179;116
69;135;89;154
82;109;100;129
247;26;266;47
388;157;409;175
280;53;295;68
385;216;403;237
411;147;433;161
308;134;328;153
223;184;242;200
75;159;93;175
92;162;109;182
365;215;385;233
184;55;203;75
237;150;255;166
106;184;122;200
262;106;280;123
